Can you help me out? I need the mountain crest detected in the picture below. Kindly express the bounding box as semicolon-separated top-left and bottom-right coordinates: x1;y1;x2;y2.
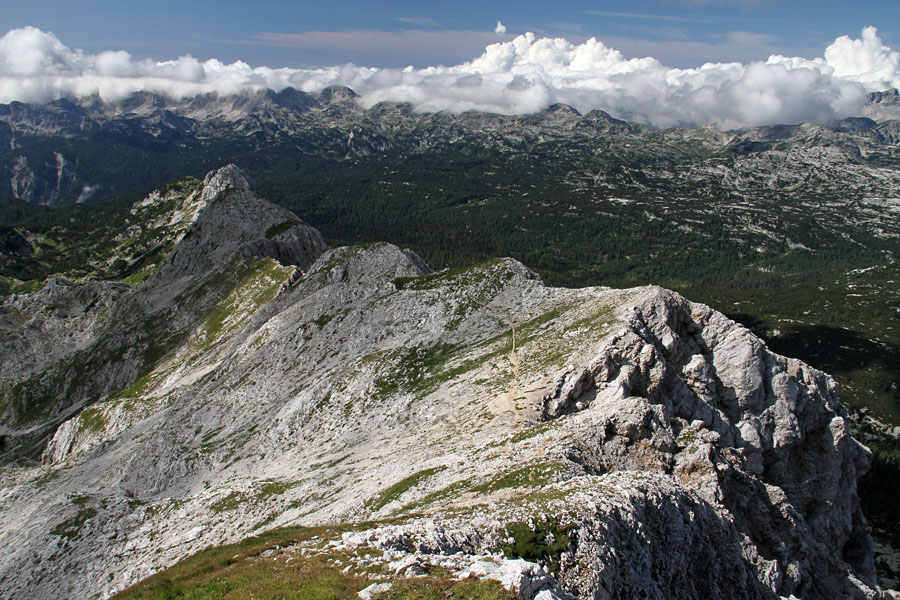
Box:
1;166;326;466
319;85;360;104
157;165;325;281
0;167;890;599
200;163;254;201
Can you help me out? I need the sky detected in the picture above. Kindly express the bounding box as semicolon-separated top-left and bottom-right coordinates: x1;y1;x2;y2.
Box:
3;0;898;68
1;1;899;128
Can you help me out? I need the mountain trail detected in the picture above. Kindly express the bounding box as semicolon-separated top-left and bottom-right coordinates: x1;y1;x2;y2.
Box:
467;291;521;416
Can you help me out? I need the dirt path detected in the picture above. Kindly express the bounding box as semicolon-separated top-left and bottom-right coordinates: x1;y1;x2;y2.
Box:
468;293;521;416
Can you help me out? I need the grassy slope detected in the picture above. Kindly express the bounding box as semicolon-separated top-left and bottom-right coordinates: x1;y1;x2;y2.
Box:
111;524;514;600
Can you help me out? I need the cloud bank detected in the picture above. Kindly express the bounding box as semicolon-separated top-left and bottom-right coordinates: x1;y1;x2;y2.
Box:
1;25;898;129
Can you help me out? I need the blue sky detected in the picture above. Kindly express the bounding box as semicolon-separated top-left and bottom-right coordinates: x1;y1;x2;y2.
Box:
4;0;898;68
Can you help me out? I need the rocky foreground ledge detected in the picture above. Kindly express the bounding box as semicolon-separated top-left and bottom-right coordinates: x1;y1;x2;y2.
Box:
0;166;887;599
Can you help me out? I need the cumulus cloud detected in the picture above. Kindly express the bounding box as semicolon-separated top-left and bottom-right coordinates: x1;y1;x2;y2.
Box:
0;25;898;129
825;26;900;91
495;21;508;35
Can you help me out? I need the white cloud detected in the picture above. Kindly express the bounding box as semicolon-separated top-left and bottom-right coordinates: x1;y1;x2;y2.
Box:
825;26;900;92
0;25;898;129
495;21;508;35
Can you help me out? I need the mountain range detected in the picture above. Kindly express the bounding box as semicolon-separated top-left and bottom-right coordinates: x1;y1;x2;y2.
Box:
2;85;900;597
0;166;887;599
1;86;899;207
2;86;898;425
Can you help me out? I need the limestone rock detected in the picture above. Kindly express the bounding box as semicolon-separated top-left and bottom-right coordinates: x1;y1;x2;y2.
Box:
480;559;575;600
0;165;327;467
358;582;392;599
0;167;881;600
156;164;325;281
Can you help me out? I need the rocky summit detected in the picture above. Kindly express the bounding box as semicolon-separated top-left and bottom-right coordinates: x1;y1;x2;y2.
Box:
0;166;888;599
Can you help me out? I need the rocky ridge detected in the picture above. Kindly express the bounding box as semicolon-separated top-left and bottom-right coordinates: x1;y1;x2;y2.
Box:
0;165;325;464
0;167;887;599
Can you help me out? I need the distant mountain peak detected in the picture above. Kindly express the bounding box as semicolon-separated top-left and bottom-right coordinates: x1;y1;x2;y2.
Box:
319;85;359;104
201;163;254;198
867;88;900;105
545;103;580;116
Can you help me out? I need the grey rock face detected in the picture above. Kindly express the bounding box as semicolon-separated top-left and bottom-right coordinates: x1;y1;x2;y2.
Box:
561;473;769;600
0;165;326;466
0;277;133;458
532;290;874;597
155;164;325;281
0;167;884;600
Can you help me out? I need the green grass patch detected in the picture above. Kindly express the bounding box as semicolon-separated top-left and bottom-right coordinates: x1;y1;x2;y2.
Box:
111;525;365;600
313;313;335;327
373;577;515;600
470;462;564;495
208;480;301;514
499;518;574;577
310;453;349;471
265;219;301;239
51;496;97;540
196;257;292;352
508;421;561;444
369;343;462;401
515;307;567;342
561;305;615;336
366;467;448;513
393;259;512;294
78;406;107;434
111;521;515;600
396;478;475;515
210;491;247;513
257;479;302;499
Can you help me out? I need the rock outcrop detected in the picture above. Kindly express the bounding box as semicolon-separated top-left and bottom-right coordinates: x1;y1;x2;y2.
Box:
155;164;325;281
